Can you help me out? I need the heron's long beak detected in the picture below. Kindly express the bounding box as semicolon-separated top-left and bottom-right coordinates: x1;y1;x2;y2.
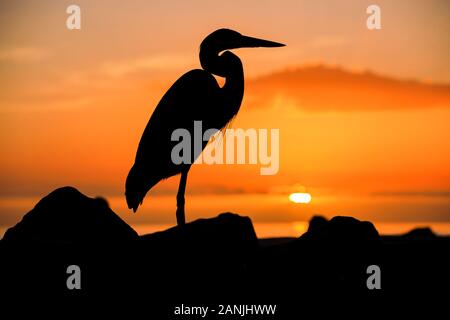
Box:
239;35;285;48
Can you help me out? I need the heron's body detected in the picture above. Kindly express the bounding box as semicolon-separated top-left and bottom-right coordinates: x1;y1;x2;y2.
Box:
126;29;283;225
128;67;243;194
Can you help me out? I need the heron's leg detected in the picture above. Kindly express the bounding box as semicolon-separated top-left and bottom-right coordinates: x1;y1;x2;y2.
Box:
176;170;188;226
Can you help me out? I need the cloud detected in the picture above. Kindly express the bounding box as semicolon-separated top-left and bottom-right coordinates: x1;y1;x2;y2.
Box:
148;185;250;196
309;36;348;48
246;65;450;111
268;184;308;195
0;47;48;62
372;190;450;198
101;53;193;77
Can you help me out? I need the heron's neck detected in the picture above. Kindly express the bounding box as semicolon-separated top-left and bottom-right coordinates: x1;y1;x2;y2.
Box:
200;46;243;77
200;48;244;119
221;58;244;118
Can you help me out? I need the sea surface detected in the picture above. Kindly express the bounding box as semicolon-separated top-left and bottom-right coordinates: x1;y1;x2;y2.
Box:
1;194;450;238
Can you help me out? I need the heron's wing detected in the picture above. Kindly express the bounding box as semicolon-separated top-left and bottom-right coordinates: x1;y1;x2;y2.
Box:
134;69;220;179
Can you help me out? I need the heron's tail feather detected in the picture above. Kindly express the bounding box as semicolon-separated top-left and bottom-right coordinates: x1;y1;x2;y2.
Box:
125;165;148;212
125;189;144;213
125;164;156;213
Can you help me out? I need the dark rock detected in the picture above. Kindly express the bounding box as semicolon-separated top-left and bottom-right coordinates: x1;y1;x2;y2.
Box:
141;212;258;252
301;216;380;243
135;213;259;287
259;237;296;247
2;186;138;244
307;215;329;233
403;227;437;240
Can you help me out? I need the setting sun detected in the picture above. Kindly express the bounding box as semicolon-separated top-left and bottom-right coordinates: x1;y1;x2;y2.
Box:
289;193;312;204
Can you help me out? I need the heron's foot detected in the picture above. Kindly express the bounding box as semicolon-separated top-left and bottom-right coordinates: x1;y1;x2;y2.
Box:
176;196;186;226
176;170;188;226
176;207;186;226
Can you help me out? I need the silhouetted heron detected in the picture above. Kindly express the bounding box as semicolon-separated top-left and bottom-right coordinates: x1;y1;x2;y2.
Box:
126;29;284;226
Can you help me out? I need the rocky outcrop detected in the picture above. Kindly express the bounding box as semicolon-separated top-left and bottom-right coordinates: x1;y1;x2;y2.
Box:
2;186;138;243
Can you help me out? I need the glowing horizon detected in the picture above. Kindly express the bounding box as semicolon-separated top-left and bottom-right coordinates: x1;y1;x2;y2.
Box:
1;1;449;236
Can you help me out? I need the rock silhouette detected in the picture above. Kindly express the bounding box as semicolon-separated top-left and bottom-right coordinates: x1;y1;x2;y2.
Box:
142;212;258;253
306;215;329;233
300;215;380;243
2;186;138;243
402;227;437;240
0;187;449;315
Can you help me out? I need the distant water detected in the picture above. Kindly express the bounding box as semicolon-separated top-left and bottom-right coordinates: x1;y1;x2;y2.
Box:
1;194;450;239
3;221;450;240
131;221;450;238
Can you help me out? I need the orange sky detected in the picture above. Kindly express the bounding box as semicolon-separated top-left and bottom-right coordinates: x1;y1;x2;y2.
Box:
1;1;449;235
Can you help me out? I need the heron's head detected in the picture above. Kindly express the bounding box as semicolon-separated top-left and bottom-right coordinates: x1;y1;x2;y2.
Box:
201;29;285;52
200;29;285;76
